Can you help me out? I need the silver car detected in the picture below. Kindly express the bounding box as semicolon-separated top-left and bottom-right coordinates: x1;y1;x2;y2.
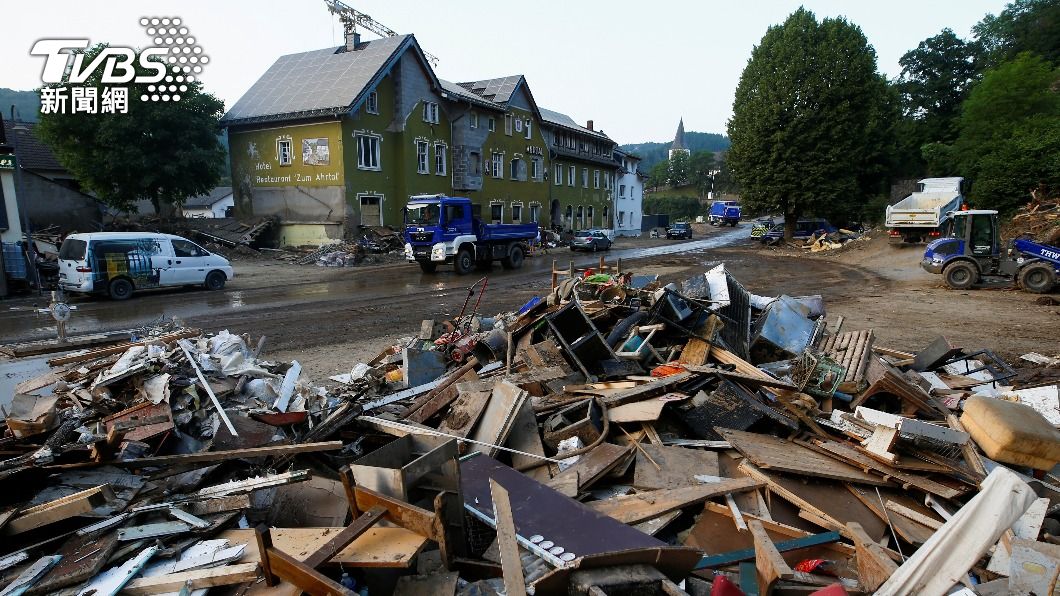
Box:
569;230;612;252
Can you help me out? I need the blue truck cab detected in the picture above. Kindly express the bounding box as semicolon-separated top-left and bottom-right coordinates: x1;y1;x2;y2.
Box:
708;200;741;226
922;209;1059;293
403;194;538;274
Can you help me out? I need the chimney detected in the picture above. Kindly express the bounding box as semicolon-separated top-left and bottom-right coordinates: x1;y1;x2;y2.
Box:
345;30;361;52
586;120;594;131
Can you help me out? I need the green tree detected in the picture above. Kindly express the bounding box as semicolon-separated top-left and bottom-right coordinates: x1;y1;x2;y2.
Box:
954;53;1060;211
667;151;690;187
726;8;897;238
647;161;668;192
974;0;1060;66
894;29;981;175
36;44;226;214
688;151;718;196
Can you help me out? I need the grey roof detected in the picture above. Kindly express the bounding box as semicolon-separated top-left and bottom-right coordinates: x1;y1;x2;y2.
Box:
222;35;411;125
539;107;610;140
2;120;65;172
438;79;503;110
457;75;524;104
183;186;233;208
672;118;687;151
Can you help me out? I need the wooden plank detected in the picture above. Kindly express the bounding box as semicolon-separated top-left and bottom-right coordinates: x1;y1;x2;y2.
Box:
267;546;355;596
586;477;763;524
548;443;631;492
52;441;343;469
847;522;898;592
120;563;261;595
633;445;719;490
750;519;795;596
46;329;200;366
268;527;428;568
353;486;439;541
677;316;721;366
804;438;965;499
885;501;943;530
468;380;527;457
846;485;937;546
505;398;550;483
608;399;668;423
719;428;887;485
26;531;119;595
302;506;386;569
600;372;693;407
406;368;478;424
489;479;527;596
739;462;888;543
436;390;491;438
5;485;114;535
694;532;844;570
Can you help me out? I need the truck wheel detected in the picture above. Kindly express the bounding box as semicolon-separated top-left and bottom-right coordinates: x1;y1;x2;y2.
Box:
502;245;525;270
944;262;978;290
108;278;134;301
454;249;474;275
1018;263;1056;294
418;262;437;273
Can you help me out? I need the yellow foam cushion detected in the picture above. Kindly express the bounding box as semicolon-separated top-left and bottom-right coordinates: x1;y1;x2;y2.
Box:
960;395;1060;470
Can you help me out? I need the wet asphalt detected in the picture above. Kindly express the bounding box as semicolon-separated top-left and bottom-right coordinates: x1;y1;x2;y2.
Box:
0;228;749;345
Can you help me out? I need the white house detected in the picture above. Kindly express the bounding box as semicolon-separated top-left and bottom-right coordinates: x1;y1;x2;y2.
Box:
613;149;643;237
182;186;234;218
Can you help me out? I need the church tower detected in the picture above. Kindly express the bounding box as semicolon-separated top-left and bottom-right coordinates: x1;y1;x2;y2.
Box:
668;118;690;160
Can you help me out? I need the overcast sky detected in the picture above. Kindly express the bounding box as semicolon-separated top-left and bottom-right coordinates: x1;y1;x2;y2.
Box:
3;0;1008;144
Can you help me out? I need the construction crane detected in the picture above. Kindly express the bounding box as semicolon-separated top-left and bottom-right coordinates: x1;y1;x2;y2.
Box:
324;0;439;67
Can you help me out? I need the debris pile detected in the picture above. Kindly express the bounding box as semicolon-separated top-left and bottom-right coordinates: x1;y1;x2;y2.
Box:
2;262;1059;595
1004;196;1060;247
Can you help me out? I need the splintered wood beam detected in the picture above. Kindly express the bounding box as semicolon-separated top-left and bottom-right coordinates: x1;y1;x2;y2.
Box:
490;480;527;596
353;486;440;541
586;478;763;525
52;441;344;469
847;522;898;592
749;519;795;596
301;506;386;569
267;546;355;596
5;485;115;535
120;562;261;595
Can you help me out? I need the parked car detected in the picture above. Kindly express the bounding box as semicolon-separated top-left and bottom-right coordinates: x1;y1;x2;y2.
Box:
58;232;234;300
666;222;693;239
750;217;776;240
569;230;612;252
759;218;837;245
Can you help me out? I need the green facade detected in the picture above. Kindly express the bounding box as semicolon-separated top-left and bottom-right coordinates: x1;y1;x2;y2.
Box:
548;157;614;231
468;106;550;226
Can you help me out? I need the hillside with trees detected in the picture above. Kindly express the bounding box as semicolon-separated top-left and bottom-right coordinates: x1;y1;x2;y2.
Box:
620;131;730;169
0;88;41;122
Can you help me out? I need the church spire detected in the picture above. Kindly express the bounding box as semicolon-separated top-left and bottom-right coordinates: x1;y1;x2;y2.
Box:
672;118;687;151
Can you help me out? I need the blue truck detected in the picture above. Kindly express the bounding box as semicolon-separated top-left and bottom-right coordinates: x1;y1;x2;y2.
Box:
403;195;538;274
708;200;741;226
922;209;1059;293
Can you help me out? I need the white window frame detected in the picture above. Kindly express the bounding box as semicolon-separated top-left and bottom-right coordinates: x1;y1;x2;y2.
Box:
582;168;588;188
524;119;532;140
618;211;625;225
366;91;379;115
511;202;523;223
277;139;293;166
434;142;447;176
593;170;600;189
491;152;504;179
514;118;523;133
416;140;429;174
490;201;504;223
356;134;381;170
488;117;496;132
529;202;540;223
531;158;541;181
469;112;478;129
568;165;576;187
587;205;594;227
554;163;563;186
470;151;482;176
504;114;513;135
620;184;626;197
422;101;439;124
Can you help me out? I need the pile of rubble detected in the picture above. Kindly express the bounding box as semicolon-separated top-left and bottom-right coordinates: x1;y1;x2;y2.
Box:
2;263;1059;596
1004;196;1060;247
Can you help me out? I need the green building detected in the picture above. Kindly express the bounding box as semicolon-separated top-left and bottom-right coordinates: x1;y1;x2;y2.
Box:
222;34;618;245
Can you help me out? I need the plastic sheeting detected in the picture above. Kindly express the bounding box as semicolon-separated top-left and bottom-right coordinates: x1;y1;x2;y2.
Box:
875;466;1037;596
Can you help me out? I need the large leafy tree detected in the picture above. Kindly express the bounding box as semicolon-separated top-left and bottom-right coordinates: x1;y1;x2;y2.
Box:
894;30;981;175
36;44;226;214
688;151;719;196
726;9;897;238
974;0;1060;66
954;53;1060;212
666;151;690;187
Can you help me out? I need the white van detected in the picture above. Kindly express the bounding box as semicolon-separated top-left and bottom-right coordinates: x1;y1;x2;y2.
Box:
58;232;234;300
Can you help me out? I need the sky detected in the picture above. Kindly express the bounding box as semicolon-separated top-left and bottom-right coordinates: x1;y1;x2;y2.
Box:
2;0;1009;145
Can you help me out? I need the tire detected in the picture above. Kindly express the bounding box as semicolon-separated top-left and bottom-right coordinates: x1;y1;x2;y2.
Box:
502;244;525;270
591;242;598;252
605;241;612;251
108;277;134;301
418;262;437;273
204;270;226;291
454;249;474;275
943;262;978;290
1017;263;1056;294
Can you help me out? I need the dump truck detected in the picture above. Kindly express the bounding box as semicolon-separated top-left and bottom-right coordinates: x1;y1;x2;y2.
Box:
403;194;538;274
886;177;964;243
708;200;741;226
922;209;1059;293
